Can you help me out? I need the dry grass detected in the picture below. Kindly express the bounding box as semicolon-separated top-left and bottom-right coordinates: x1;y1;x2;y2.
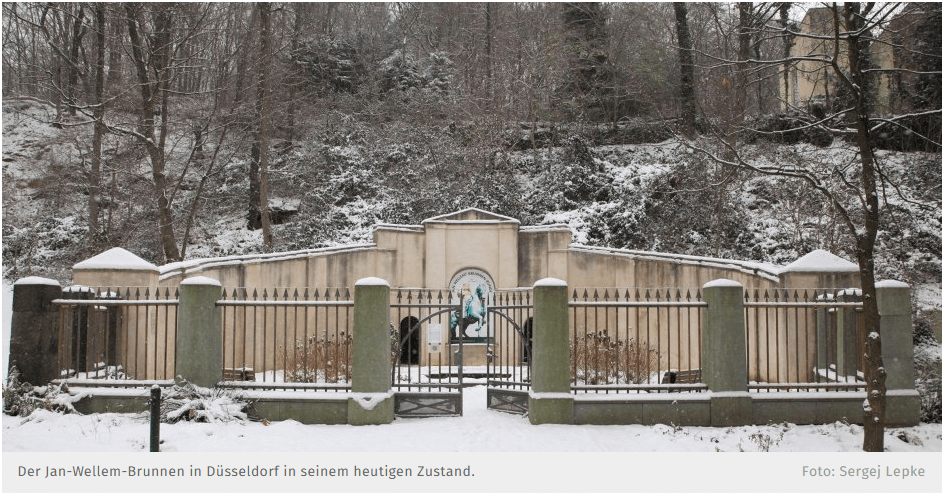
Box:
281;332;353;383
571;329;660;385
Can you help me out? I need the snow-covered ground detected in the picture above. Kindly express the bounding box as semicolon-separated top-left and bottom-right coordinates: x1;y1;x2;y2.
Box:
2;384;942;453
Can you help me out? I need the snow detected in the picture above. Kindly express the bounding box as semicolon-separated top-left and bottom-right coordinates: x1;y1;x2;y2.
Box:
534;278;567;287
704;278;742;288
782;249;860;273
73;247;158;271
2;385;940;453
12;276;60;286
876;279;911;289
180;276;222;287
355;277;390;287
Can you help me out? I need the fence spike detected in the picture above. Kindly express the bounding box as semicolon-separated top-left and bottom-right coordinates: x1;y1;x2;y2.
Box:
252;289;258;300
572;289;578;300
582;289;589;300
344;288;351;300
685;289;692;302
593;289;599;301
334;288;341;300
624;289;631;301
644;289;651;301
293;289;299;300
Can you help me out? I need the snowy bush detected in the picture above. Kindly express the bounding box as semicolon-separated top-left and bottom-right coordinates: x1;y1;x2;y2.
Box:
2;367;88;416
159;382;252;424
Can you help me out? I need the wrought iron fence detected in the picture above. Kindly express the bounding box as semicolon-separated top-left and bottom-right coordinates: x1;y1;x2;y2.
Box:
744;288;865;392
54;286;179;383
390;289;463;417
488;289;534;391
217;288;353;391
569;288;706;394
390;289;459;390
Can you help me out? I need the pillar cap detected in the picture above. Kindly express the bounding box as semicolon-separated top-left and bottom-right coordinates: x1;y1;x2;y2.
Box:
14;276;60;286
534;277;567;287
181;276;221;287
704;278;742;288
355;277;389;287
876;280;909;289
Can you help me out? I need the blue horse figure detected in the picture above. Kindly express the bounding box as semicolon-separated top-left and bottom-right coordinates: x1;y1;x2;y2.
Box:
450;284;486;339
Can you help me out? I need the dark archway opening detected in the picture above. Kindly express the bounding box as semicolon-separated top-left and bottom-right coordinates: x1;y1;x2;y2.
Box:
522;317;534;364
399;316;420;365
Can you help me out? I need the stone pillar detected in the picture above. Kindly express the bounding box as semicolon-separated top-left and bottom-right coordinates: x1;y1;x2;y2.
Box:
175;277;222;387
8;277;62;385
348;277;394;425
529;278;573;424
702;279;751;426
876;280;920;426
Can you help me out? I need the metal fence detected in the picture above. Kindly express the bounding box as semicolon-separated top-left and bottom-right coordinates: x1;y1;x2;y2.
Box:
744;288;865;392
217;288;354;391
569;288;707;394
54;286;179;382
390;289;463;416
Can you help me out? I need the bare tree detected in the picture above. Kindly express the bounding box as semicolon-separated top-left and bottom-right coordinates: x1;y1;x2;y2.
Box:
688;3;942;451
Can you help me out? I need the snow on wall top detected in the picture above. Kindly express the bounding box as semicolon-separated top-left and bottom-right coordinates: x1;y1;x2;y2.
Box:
422;207;520;224
782;250;858;273
73;248;158;271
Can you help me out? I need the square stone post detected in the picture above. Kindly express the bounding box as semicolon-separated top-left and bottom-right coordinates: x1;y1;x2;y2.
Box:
702;279;751;426
348;277;394;425
876;280;920;426
8;277;62;385
175;277;222;387
529;278;573;424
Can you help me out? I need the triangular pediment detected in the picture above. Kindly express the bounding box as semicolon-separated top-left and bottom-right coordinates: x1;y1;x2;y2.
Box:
422;208;519;224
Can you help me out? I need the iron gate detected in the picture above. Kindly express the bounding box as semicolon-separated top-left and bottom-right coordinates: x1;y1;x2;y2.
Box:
391;290;463;417
485;290;533;414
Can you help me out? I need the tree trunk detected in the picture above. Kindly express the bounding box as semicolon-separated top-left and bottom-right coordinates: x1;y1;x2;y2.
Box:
66;5;85;116
674;2;696;135
255;2;273;250
843;3;886;452
779;3;792;109
736;2;751;123
125;4;181;262
89;4;105;242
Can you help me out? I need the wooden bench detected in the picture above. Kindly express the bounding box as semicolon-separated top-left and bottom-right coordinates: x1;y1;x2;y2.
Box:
222;368;255;381
661;369;702;384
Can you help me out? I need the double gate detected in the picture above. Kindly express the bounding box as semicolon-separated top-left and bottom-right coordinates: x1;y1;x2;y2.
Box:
391;289;533;417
